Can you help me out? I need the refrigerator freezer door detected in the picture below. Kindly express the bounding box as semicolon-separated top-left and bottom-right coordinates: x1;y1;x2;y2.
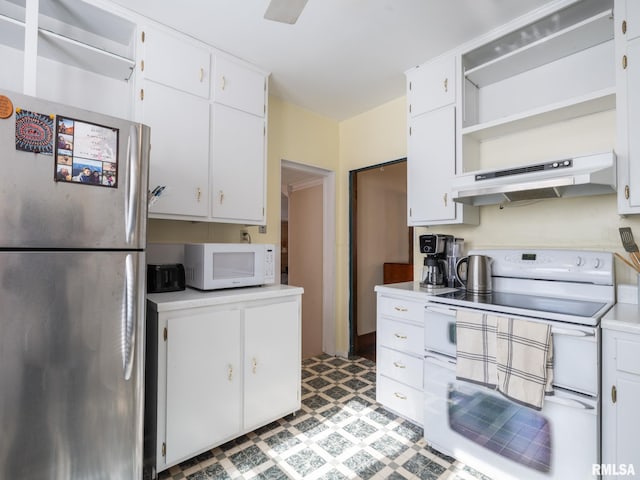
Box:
0;250;145;479
0;90;149;249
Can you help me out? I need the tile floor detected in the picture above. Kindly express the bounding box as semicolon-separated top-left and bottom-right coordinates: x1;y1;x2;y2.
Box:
157;355;491;480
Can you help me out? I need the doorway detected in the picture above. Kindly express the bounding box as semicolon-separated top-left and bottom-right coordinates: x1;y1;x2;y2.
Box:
281;160;336;359
349;159;412;361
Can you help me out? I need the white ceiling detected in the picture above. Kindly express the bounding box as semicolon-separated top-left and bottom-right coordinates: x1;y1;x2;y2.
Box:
112;0;556;120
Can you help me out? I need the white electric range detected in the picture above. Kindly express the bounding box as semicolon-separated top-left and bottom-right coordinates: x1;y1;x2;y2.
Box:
422;249;615;480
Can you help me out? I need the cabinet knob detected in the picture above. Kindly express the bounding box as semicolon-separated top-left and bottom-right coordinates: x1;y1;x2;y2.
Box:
200;68;204;83
625;185;630;200
219;190;224;204
444;78;448;92
252;357;257;374
140;89;144;101
612;385;617;403
623;55;628;70
221;75;226;90
622;20;627;35
443;192;448;206
197;187;202;202
393;361;406;369
394;333;407;340
228;365;233;381
394;306;408;312
394;392;407;400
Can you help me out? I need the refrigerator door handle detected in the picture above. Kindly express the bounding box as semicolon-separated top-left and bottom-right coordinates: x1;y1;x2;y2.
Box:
125;125;139;244
122;254;136;380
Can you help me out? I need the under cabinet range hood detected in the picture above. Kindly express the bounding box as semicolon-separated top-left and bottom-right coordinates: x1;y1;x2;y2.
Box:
451;151;616;206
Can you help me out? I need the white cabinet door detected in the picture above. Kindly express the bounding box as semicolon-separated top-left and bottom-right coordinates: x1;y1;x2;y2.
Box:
143;81;210;218
244;300;300;431
165;309;242;466
141;25;210;98
213;54;266;117
626;0;640;40
602;329;640;478
407;105;456;225
407;56;455;117
211;103;266;224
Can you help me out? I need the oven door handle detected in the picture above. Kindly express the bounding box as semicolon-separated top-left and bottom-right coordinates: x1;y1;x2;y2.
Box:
544;394;595;410
425;305;456;316
551;327;595;338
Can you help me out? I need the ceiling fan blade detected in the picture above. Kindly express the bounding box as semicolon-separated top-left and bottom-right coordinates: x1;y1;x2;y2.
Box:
264;0;308;24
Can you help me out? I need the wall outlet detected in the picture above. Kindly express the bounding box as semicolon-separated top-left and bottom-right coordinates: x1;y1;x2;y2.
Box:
240;229;249;242
259;225;267;234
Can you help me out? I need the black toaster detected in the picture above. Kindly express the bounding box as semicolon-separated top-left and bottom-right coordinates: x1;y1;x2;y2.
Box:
147;264;186;293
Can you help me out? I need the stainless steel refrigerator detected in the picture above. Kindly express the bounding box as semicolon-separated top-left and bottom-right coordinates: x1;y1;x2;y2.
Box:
0;90;149;479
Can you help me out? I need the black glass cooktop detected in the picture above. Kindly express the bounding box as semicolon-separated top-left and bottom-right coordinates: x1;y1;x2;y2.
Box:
434;290;606;319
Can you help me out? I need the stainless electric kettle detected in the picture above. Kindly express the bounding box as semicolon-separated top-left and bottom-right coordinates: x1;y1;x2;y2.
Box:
456;254;493;294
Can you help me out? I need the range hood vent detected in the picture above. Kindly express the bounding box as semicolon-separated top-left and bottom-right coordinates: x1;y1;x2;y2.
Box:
452;151;616;206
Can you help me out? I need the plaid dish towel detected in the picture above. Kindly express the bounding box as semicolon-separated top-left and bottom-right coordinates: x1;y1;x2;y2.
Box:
455;310;498;388
496;317;553;410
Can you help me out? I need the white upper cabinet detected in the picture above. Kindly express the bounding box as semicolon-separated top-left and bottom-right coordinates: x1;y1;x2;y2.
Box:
407;105;457;225
405;56;478;226
141;24;210;99
210;53;269;225
407;55;455;117
211;103;266;224
213;54;266;117
142;80;210;218
616;0;640;214
137;25;211;219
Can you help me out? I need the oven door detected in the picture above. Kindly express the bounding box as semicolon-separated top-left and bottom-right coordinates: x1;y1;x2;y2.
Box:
424;303;600;396
424;352;599;480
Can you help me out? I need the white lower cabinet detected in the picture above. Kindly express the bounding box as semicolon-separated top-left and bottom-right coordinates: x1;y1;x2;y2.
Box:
602;323;640;479
375;292;426;425
165;308;241;466
147;289;302;473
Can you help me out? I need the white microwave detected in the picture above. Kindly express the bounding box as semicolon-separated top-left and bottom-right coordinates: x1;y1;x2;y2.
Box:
184;243;275;290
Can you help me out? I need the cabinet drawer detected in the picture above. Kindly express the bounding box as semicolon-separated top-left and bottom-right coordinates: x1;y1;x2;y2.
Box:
617;338;640;375
377;347;423;389
378;317;424;355
378;295;425;323
377;375;423;426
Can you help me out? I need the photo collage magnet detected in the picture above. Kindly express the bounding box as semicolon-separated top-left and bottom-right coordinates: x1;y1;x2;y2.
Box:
55;116;118;188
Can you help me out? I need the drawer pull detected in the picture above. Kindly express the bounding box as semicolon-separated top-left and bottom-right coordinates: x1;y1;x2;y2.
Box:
394;392;407;400
393;361;406;369
394;306;408;312
394;333;407;340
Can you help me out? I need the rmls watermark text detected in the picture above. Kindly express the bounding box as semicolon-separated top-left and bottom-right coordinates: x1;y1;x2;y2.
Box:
592;464;636;476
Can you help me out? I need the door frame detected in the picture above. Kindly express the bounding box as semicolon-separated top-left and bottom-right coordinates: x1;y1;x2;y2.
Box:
281;159;337;356
348;157;410;357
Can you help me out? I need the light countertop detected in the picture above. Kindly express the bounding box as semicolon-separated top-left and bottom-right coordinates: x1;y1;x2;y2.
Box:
147;284;304;312
374;281;457;301
602;302;640;335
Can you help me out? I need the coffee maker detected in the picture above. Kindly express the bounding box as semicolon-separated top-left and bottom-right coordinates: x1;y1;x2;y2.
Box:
419;234;452;288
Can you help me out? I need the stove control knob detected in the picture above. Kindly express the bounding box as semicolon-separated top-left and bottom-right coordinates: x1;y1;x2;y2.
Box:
575;256;584;267
593;258;601;269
